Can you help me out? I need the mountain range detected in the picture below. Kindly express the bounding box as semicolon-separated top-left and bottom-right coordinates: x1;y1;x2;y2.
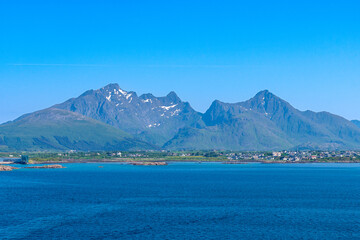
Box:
1;83;360;151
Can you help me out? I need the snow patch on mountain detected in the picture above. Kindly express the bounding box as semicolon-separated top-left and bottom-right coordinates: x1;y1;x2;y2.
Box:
106;93;112;102
118;88;127;96
171;109;181;116
147;123;161;128
142;99;152;103
160;104;178;111
126;93;132;100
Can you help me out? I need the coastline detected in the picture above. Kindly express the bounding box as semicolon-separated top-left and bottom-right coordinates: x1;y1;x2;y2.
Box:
31;159;360;164
3;157;360;170
3;160;360;171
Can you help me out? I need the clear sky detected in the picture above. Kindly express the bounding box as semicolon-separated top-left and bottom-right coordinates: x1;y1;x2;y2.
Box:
1;0;360;123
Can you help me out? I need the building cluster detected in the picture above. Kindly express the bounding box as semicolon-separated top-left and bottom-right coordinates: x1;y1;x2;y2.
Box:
225;151;360;161
0;155;29;164
3;150;360;162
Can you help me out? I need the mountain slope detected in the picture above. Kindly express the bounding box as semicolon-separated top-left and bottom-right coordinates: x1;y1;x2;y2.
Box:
54;83;203;145
165;90;360;150
3;85;360;151
352;120;360;128
0;108;154;151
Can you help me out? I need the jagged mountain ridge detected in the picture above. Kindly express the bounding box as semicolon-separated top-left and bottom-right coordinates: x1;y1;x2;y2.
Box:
1;84;360;151
53;83;203;145
164;90;360;150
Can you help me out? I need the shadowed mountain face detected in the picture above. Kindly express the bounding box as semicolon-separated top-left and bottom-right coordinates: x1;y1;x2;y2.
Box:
53;83;203;145
352;120;360;128
0;108;154;151
1;84;360;151
165;90;360;150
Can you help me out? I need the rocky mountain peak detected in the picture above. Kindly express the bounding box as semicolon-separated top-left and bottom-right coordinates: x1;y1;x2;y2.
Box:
102;83;121;91
243;90;294;116
140;93;155;99
166;91;181;103
252;90;278;103
203;100;230;125
352;120;360;128
97;84;139;103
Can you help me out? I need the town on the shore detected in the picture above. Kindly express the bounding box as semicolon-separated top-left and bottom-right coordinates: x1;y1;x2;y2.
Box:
2;150;360;163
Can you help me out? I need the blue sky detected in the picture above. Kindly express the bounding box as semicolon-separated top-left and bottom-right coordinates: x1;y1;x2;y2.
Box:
1;0;360;123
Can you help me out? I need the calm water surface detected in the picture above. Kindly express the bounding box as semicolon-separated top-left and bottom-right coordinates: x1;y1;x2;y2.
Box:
1;163;360;239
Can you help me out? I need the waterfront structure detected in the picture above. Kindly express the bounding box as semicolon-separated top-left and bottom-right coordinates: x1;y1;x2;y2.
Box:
0;155;29;164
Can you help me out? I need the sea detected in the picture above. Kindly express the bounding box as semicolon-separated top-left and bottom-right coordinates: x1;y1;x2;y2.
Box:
1;162;360;239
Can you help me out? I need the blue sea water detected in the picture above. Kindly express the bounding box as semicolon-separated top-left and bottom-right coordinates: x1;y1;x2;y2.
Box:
1;163;360;240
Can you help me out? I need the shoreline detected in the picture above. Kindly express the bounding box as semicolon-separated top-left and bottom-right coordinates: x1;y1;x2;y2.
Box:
3;161;360;171
4;157;360;167
30;159;360;164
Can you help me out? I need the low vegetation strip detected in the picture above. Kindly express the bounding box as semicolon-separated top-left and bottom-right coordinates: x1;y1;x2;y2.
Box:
25;164;66;169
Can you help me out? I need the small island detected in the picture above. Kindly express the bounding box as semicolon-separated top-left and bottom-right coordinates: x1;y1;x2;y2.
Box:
129;162;167;166
0;165;19;171
222;161;248;164
24;164;66;169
